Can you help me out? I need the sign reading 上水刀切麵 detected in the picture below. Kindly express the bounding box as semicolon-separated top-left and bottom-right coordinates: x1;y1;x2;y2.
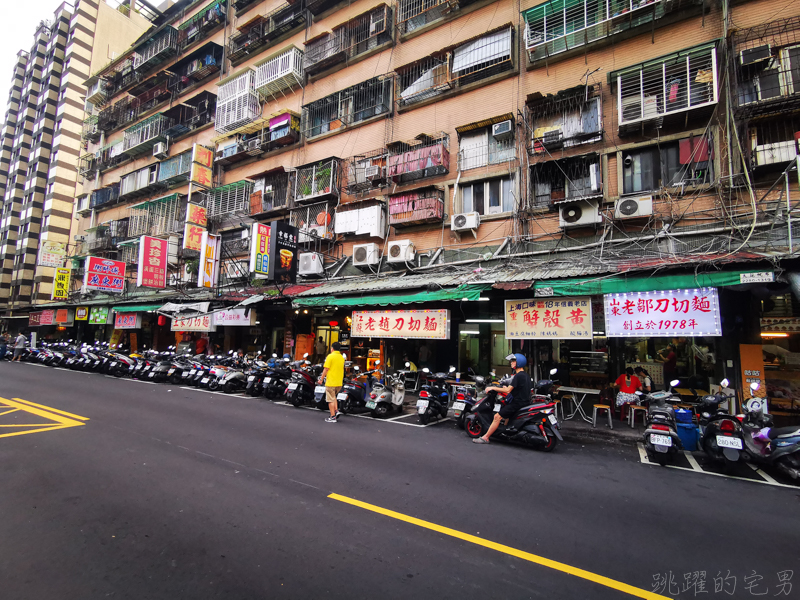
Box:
603;288;721;337
351;310;450;340
504;297;593;339
171;314;216;332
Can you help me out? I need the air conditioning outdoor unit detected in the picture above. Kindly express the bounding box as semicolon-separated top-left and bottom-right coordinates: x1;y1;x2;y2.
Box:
492;120;513;141
615;195;653;219
740;44;771;66
451;211;480;233
153;142;168;160
387;240;416;264
299;252;325;276
621;95;659;123
365;165;384;180
353;242;380;267
558;199;602;228
246;138;262;153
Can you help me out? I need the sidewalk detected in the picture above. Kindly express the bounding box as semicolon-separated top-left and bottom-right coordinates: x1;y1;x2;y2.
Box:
558;418;643;447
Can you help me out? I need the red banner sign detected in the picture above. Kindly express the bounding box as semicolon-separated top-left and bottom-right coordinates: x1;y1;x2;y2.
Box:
137;236;168;289
84;256;126;293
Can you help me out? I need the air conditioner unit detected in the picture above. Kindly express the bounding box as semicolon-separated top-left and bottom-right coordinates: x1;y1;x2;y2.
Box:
353;242;380;267
558;199;602;228
492;120;513;141
740;44;771;66
621;95;659;123
246;138;262;151
451;211;480;233
299;224;326;242
365;165;384;180
615;195;653;219
153;142;168;160
542;129;562;148
299;252;324;276
387;240;416;264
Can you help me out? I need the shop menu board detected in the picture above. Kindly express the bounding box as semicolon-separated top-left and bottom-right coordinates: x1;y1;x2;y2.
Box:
505;297;592;339
351;310;450;339
89;306;109;325
604;288;721;337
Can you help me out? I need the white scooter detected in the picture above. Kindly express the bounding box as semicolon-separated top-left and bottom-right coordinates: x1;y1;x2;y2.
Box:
366;362;406;418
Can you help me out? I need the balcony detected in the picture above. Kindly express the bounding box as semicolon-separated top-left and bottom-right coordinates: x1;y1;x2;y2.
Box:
388;188;445;227
81;115;100;143
228;2;307;65
732;17;800;119
78;153;97;180
530;155;602;208
206;180;255;219
177;0;227;48
304;5;391;76
527;83;603;153
215;69;262;135
523;0;696;64
85;228;113;253
162;91;217;139
133;27;180;75
97;97;136;133
302;77;392;139
254;46;304;100
290;201;336;243
156;150;193;186
397;0;481;34
96;141;127;172
128;193;186;238
221;230;251;257
167;42;224;98
122;113;173;157
294;158;340;203
387;132;450;184
213;109;301;168
119;164;160;201
344;148;388;195
250;169;292;215
749;116;800;169
89;183;120;209
395;27;513;108
615;43;718;134
86;79;109;106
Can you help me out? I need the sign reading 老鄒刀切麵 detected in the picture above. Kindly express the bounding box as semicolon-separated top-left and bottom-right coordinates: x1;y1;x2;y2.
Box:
603;288;721;337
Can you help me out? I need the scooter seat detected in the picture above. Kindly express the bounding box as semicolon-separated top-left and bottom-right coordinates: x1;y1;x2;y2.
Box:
769;426;800;440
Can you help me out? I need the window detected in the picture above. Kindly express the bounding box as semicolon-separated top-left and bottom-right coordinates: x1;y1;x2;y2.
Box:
530;156;602;207
530;96;602;152
458;125;515;171
459;175;515;215
622;137;713;194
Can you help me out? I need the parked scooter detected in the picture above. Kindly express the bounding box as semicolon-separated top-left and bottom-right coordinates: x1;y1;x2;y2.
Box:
641;383;683;465
262;356;292;400
740;382;800;479
338;365;379;414
697;378;744;470
365;363;404;417
416;367;454;424
285;354;320;407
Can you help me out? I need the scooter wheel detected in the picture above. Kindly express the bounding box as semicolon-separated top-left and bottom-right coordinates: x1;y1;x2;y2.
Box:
465;417;483;438
290;394;303;407
419;411;431;425
371;404;389;419
208;380;220;391
541;433;559;452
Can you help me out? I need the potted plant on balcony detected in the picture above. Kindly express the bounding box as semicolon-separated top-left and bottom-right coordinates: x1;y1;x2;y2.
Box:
314;161;332;194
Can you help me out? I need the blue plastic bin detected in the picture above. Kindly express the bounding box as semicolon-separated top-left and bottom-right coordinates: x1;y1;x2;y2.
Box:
674;408;693;423
676;422;699;451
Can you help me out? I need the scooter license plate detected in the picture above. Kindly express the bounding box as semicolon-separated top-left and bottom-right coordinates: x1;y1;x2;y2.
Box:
314;386;326;393
716;435;743;450
247;376;255;382
148;372;156;378
264;377;271;383
366;401;377;409
416;400;429;409
168;368;175;375
94;360;101;366
548;414;558;424
189;369;196;376
493;404;502;412
201;377;209;384
452;401;466;411
111;362;118;368
337;393;348;401
288;383;298;390
650;434;672;447
182;372;190;378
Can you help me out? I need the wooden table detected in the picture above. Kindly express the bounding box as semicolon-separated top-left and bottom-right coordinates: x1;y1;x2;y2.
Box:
558;386;603;423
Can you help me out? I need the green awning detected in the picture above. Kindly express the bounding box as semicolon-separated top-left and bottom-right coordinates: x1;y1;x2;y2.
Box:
294;286;490;307
532;270;771;297
111;303;165;313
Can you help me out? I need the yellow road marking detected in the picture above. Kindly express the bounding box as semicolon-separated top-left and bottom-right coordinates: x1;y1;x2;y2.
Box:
11;398;90;421
0;408;20;416
0;397;88;439
329;493;669;600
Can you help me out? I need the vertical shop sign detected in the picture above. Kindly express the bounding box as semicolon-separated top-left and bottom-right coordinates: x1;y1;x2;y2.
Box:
183;202;207;251
740;344;767;400
39;240;66;267
137;236;168;288
190;144;214;189
51;267;71;300
89;306;109;325
504;297;592;339
268;220;299;284
198;232;221;289
84;256;126;293
351;310;450;340
604;288;721;337
249;223;271;278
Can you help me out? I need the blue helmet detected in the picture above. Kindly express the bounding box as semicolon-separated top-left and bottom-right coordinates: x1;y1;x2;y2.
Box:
283;353;291;359
505;353;527;368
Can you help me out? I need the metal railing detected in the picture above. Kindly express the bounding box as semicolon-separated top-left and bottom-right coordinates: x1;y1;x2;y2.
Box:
122;113;174;155
134;27;179;73
397;0;458;34
530;157;601;207
387;133;450;183
251;171;292;214
295;159;340;202
228;2;307;63
254;46;304;100
457;136;515;171
388;189;445;227
305;6;391;74
302;77;392;138
205;180;254;218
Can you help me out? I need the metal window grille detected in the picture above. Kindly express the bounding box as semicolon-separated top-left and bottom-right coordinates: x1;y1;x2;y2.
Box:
617;45;717;127
530;157;601;207
78;154;97;179
290;201;334;239
133;27;179;73
120;164;159;198
128;194;185;237
344;148;388;194
750;115;800;167
397;0;456;34
386;132;450;183
206;180;255;218
527;83;603;153
215;70;262;133
457;129;515;171
306;6;390;73
122;113;173;153
120;244;138;265
81;115;100;142
294;159;340;202
388;188;445;226
177;0;226;47
228;2;307;63
252;170;292;213
396;55;451;106
157;151;193;183
302;77;392;138
89;183;120;208
254;46;304;100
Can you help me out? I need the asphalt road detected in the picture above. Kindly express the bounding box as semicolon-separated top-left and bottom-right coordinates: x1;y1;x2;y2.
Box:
1;361;798;600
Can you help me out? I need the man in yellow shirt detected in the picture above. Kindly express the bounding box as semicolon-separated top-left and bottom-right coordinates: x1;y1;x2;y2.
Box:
318;342;345;422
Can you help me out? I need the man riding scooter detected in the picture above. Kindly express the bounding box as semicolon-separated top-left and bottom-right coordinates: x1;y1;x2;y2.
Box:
472;353;531;445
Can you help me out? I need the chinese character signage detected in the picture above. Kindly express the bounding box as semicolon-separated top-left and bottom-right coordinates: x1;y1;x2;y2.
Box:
29;312;42;327
84;256;126;293
214;308;255;327
187;203;207;227
504;297;593;339
137;236;168;289
183;202;207;251
604;288;721;337
198;232;221;288
51;267;71;300
249;223;271;278
75;307;89;321
170;314;216;332
268;220;299;284
190;144;214;189
40;309;55;326
55;309;74;326
114;312;142;329
351;310;450;340
39;240;66;268
89;306;109;325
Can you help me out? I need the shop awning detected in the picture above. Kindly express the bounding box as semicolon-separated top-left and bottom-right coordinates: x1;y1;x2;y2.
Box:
294;286;490;307
110;303;165;313
531;270;772;296
158;302;211;314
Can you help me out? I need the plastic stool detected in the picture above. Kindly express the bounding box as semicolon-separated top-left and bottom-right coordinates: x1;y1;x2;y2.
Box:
560;394;574;416
551;398;565;421
628;405;647;428
592;404;613;429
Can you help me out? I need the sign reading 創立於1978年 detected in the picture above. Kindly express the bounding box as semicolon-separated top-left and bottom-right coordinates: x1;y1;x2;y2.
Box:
351;310;450;340
505;297;593;339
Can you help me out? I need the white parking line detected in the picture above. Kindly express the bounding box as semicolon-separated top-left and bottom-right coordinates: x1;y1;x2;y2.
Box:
106;375;155;384
683;450;703;472
178;386;250;398
747;462;780;484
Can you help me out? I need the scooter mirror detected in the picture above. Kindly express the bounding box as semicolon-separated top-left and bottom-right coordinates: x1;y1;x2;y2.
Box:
669;379;680;388
720;378;729;388
284;358;290;362
272;353;277;358
405;362;410;368
229;350;233;355
449;366;456;373
375;360;380;366
550;368;558;375
304;352;309;358
422;368;430;373
750;381;760;392
257;351;262;355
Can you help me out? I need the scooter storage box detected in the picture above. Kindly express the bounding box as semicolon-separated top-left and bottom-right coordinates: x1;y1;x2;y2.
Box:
674;408;693;423
676;422;699;451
